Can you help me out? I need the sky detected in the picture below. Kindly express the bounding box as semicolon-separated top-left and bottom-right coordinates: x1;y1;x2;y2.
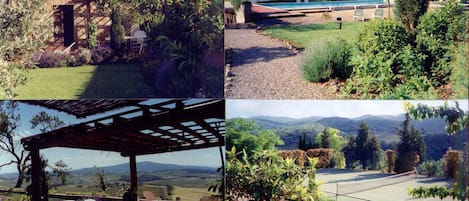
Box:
0;101;224;174
226;99;468;119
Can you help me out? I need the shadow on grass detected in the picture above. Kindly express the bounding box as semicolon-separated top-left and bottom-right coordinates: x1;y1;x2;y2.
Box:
78;63;157;98
267;22;357;33
231;46;296;66
255;18;298;26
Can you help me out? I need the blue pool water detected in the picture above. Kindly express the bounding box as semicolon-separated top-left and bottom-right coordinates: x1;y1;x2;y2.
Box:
259;0;385;10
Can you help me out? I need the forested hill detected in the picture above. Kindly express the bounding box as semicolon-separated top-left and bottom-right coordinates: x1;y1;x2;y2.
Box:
245;114;448;150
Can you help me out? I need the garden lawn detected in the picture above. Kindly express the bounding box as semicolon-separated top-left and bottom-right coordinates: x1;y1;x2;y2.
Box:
15;63;156;99
264;22;365;49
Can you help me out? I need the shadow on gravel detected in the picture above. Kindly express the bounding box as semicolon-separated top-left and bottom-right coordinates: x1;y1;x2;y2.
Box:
231;46;296;66
255;18;298;26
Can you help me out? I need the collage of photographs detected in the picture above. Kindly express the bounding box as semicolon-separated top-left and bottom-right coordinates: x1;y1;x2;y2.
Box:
0;0;467;201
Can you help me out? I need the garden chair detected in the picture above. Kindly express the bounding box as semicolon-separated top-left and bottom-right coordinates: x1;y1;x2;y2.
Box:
353;9;364;21
372;8;385;19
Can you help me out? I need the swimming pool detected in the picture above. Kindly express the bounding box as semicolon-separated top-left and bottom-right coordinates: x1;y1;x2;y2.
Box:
259;0;385;10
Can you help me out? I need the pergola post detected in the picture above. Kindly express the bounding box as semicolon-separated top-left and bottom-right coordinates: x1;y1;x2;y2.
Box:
129;155;138;201
31;148;42;201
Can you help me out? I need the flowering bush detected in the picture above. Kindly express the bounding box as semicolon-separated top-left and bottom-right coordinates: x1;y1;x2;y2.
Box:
75;48;92;66
33;51;65;68
91;45;113;64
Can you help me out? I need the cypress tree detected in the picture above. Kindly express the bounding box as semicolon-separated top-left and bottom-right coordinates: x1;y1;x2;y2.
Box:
395;113;426;173
356;122;371;169
394;0;429;32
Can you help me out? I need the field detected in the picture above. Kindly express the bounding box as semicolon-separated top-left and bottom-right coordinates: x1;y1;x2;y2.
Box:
15;64;156;99
316;169;454;201
0;169;220;200
264;22;364;49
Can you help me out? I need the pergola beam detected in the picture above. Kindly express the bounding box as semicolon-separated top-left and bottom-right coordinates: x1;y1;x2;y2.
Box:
22;99;225;201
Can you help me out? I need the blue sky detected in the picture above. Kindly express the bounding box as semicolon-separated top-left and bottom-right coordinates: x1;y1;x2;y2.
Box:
226;99;468;119
0;102;223;173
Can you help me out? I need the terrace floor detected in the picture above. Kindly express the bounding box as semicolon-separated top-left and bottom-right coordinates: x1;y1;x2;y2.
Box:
316;169;455;201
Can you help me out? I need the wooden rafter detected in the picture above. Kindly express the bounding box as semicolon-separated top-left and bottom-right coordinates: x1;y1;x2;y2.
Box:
21;99;225;157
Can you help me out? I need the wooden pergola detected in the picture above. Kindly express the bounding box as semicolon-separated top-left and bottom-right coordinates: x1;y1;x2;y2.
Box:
21;99;225;201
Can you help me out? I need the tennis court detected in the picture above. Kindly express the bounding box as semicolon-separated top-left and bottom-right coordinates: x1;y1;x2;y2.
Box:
316;169;455;201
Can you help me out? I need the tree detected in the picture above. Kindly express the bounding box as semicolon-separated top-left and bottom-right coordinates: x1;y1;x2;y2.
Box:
95;167;110;193
52;160;71;186
343;136;358;169
110;10;126;57
0;102;64;188
356;122;371;169
0;0;51;98
0;101;29;188
394;0;429;32
315;128;346;151
342;123;383;170
298;133;308;151
367;135;383;170
395;113;426;173
320;128;331;149
226;118;283;159
405;101;468;200
30;111;65;133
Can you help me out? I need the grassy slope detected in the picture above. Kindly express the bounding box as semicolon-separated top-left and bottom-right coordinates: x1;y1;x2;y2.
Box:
15;64;155;99
173;186;214;201
264;22;365;49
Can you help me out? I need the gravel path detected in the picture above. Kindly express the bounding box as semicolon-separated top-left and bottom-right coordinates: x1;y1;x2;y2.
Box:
225;27;339;99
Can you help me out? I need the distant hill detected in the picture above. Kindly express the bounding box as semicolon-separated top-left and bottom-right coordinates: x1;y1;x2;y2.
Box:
1;161;218;179
244;114;447;149
72;161;217;174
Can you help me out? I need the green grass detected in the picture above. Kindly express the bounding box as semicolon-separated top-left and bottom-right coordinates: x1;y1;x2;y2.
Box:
264;22;365;49
15;63;156;99
449;42;468;98
172;186;214;201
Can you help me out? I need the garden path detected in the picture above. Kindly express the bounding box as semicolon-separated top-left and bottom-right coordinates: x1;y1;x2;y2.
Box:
225;27;338;99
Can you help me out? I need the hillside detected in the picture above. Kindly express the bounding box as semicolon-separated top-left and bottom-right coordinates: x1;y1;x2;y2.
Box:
71;161;217;174
0;161;218;179
244;114;447;149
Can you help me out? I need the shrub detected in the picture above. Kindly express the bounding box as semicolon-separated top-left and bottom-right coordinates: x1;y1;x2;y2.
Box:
91;45;113;64
306;148;334;168
279;149;307;167
59;53;75;67
110;11;126;57
302;38;352;82
416;0;467;86
417;160;444;177
332;151;346;169
75;48;91;66
384;149;396;173
33;51;64;68
343;20;437;99
226;148;320;201
357;20;411;56
443;149;462;179
88;22;98;49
